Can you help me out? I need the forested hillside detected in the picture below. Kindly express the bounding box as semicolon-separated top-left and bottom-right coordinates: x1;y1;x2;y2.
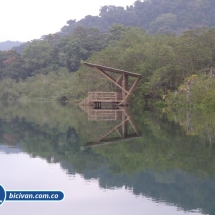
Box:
0;26;111;80
60;0;215;35
0;0;215;107
0;26;215;105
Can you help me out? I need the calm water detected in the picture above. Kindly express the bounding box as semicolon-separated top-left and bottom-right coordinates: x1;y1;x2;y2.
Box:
0;102;214;215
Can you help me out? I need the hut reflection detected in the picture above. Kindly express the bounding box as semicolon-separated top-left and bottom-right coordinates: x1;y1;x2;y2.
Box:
79;105;140;146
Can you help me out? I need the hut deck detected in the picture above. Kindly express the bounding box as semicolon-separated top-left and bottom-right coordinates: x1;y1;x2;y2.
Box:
80;92;123;106
79;62;142;106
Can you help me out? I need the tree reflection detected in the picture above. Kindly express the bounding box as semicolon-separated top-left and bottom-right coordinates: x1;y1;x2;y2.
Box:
0;102;215;214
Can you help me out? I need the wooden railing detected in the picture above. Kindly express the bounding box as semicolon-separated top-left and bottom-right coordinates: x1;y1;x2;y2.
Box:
88;109;121;121
88;92;121;102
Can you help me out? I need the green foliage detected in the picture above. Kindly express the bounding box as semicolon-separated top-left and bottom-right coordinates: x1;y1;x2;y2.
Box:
149;13;178;34
0;26;215;106
0;50;26;80
166;71;215;108
0;69;78;101
74;27;215;103
55;26;109;72
60;0;215;36
1;0;215;105
0;26;111;83
0;15;215;107
22;40;53;75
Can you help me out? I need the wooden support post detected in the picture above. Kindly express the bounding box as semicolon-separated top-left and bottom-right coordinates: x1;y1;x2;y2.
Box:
119;76;141;106
121;109;128;138
95;102;101;109
122;74;128;104
116;74;123;85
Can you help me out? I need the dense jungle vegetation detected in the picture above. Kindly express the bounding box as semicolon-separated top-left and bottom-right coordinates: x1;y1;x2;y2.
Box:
60;0;215;35
0;0;215;107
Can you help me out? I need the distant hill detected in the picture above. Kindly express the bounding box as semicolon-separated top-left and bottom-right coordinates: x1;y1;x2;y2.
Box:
60;0;215;36
0;41;23;51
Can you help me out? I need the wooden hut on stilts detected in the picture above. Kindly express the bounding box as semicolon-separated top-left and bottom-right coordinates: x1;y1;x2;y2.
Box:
79;62;142;107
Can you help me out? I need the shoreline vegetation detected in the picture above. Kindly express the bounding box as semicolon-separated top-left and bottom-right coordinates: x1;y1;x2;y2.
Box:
1;27;215;109
0;0;215;110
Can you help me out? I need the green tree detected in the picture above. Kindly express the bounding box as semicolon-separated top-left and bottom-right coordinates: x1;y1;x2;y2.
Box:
22;40;53;76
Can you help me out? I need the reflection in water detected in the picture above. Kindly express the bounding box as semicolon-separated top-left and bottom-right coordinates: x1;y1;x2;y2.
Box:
1;150;203;215
0;102;214;214
79;105;140;146
167;108;215;144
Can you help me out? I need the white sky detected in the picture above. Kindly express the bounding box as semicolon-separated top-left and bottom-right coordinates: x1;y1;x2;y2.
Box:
0;0;136;42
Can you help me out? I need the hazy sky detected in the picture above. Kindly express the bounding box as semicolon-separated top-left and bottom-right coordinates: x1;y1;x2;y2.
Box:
0;0;136;42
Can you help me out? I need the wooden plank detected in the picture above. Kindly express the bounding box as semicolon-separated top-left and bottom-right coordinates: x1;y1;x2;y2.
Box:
88;92;118;102
83;62;142;78
122;74;128;101
116;74;123;84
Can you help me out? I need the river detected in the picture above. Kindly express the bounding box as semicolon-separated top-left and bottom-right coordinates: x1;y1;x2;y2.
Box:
0;102;214;215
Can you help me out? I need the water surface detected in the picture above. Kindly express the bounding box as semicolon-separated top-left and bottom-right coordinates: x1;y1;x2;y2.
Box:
0;102;214;215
